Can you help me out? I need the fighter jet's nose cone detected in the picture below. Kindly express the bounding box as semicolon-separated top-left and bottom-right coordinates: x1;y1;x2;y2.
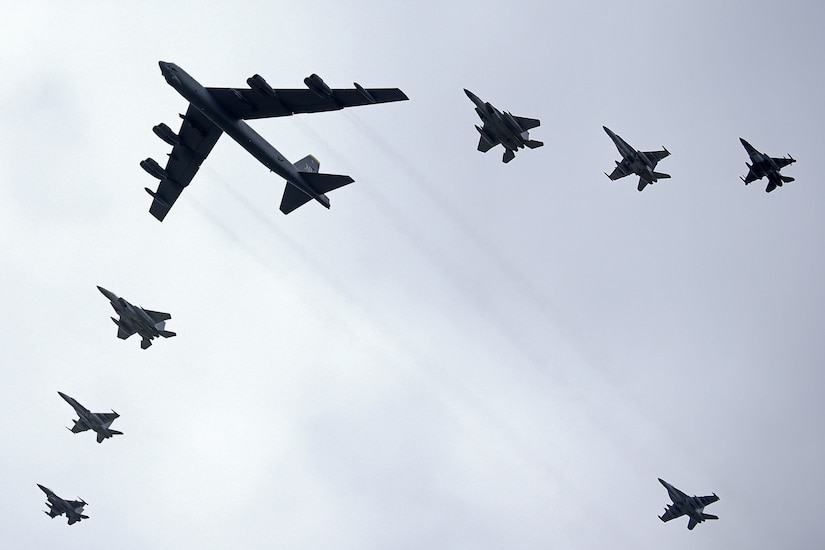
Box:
37;484;47;492
57;391;68;399
464;89;476;100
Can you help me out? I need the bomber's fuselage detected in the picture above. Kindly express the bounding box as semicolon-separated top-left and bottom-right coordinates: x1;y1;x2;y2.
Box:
158;62;326;207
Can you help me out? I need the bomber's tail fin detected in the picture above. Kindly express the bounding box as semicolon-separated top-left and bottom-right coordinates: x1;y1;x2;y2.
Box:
280;171;354;214
524;140;544;149
293;155;320;174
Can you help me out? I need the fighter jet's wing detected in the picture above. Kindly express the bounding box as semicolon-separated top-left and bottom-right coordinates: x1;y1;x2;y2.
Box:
145;105;223;221
70;423;90;434
659;507;684;522
742;169;759;184
697;494;719;506
96;413;118;427
117;323;137;340
607;160;633;180
642;149;670;167
513;116;540;132
207;85;408;120
143;309;171;323
477;129;499;153
770;156;795;169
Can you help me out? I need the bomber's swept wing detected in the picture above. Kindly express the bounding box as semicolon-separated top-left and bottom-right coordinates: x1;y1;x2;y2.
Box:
206;80;408;120
145;106;223;221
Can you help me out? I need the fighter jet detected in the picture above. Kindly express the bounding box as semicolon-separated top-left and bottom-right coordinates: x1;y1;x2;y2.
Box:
97;286;175;349
658;478;719;530
603;126;671;191
464;89;543;163
58;391;121;443
143;62;408;220
37;484;88;525
739;138;796;192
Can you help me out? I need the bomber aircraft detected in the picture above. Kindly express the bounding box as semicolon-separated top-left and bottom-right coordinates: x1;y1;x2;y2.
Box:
98;286;175;349
464;89;542;163
658;478;719;530
603;126;670;191
739;138;796;192
58;391;122;444
38;484;88;525
142;62;408;220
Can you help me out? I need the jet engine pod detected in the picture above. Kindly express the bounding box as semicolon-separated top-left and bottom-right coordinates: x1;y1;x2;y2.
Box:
140;158;167;180
304;73;332;98
247;74;277;98
152;123;180;146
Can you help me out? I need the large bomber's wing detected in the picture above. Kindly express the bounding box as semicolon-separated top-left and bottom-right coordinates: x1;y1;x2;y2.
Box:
208;85;408;120
607;160;633;180
146;106;223;221
513;115;541;132
143;309;171;323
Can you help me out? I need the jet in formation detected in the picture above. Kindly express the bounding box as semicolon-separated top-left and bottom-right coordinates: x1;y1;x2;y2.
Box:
38;484;88;525
58;391;121;444
142;62;409;220
464;89;543;163
603;126;670;191
98;286;175;349
739;138;796;193
658;478;719;530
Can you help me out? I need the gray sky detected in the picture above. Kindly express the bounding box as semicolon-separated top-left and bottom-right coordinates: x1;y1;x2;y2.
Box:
2;1;824;548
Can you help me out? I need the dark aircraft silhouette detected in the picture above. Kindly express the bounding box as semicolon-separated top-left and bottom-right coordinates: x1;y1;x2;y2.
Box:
58;391;122;443
98;286;175;349
603;126;670;191
38;484;88;525
464;89;542;163
658;478;719;530
142;62;408;220
739;138;796;192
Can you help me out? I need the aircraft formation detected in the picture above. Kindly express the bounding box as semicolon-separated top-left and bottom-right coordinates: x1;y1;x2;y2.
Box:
40;60;799;529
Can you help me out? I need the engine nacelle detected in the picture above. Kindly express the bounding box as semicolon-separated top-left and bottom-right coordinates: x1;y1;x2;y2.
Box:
140;158;167;180
354;82;376;103
304;73;332;98
247;74;277;98
152;123;179;146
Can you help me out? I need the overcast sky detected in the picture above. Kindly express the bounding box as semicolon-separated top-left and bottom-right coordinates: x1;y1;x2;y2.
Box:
2;1;824;549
